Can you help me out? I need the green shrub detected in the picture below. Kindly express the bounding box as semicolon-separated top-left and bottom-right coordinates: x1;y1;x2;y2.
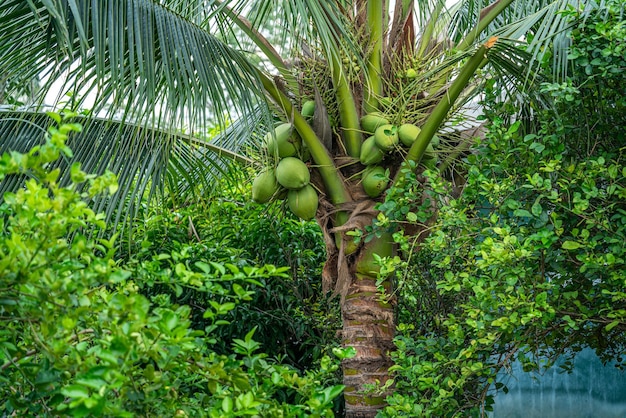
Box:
381;4;626;416
120;170;340;372
0;115;343;416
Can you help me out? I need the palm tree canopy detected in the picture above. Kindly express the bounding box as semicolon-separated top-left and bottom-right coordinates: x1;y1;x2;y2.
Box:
0;0;609;229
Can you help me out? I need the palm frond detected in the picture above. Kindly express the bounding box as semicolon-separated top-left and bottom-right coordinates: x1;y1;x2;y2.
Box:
0;0;265;131
445;0;611;80
0;111;253;233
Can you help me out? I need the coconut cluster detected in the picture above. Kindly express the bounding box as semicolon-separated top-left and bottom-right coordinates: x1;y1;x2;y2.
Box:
251;115;319;221
358;112;439;197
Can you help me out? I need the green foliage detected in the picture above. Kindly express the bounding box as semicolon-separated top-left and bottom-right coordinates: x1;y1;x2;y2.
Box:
381;4;626;417
120;172;340;371
0;116;343;416
541;0;626;153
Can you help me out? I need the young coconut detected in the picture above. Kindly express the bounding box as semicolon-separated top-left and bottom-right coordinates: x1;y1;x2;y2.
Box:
374;124;399;152
265;123;300;158
422;155;439;170
301;100;315;118
360;135;385;166
362;166;389;198
276;157;310;189
360;112;390;135
288;184;318;220
252;169;279;203
398;123;421;147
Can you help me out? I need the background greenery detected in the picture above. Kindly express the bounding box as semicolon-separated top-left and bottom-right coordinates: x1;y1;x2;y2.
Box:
0;119;343;416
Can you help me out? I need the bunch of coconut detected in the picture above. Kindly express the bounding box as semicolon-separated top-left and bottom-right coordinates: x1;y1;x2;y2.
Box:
359;112;439;197
251;121;319;221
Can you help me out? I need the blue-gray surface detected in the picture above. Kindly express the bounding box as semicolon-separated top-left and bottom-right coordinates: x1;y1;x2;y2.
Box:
489;349;626;418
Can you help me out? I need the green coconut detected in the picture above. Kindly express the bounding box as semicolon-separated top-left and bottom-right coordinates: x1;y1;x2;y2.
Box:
301;100;315;118
360;112;390;134
288;185;318;220
398;123;421;147
424;143;436;159
362;166;389;197
374;124;399;152
355;232;394;276
430;134;440;148
252;169;279;203
360;136;385;166
275;157;310;189
422;155;438;170
265;123;300;158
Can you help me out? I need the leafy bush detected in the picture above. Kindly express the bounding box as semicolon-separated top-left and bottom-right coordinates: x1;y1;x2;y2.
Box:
119;167;340;371
0;115;343;416
381;4;626;417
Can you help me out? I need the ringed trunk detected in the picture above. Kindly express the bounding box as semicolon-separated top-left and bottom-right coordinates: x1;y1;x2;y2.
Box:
341;234;396;417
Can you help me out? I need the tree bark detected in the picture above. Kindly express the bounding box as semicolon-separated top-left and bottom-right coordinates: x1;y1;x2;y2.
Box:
341;235;396;418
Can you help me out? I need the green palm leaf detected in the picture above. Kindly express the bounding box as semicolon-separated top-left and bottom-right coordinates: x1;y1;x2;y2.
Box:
0;111;254;232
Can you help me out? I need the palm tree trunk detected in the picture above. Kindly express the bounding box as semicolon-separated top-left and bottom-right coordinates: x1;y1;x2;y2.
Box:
341;235;396;417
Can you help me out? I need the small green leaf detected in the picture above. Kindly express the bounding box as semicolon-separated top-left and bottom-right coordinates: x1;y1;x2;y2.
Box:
61;385;90;399
605;321;620;332
562;241;582;250
222;397;233;413
514;209;533;218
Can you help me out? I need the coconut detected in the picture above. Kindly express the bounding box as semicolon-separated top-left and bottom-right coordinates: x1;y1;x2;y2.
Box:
275;157;310;189
355;232;394;276
424;143;436;159
301;100;315;118
360;112;390;134
422;155;438;170
252;169;279;203
265;123;300;158
360;135;385;166
398;123;421;147
288;185;318;220
362;166;388;197
374;124;399;151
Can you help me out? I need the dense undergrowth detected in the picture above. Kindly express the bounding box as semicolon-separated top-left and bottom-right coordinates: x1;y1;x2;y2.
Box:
0;121;343;416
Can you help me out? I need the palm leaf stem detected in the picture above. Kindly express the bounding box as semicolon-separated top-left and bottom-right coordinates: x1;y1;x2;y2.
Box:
456;0;514;50
415;2;443;59
213;0;298;93
328;54;362;159
427;0;513;96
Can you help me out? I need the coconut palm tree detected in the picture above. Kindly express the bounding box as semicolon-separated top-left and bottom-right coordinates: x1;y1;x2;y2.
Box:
0;0;598;415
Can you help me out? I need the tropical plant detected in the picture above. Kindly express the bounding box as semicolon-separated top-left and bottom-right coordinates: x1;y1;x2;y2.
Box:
0;0;605;415
121;179;340;372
